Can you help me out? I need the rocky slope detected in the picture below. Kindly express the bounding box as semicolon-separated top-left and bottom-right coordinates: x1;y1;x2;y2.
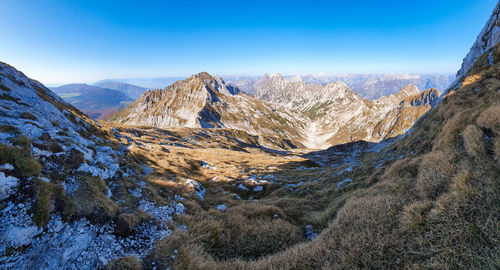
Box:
110;72;307;148
301;84;440;148
0;62;188;269
456;3;500;80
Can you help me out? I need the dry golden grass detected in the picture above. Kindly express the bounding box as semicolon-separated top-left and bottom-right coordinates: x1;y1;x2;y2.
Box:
416;151;455;199
463;124;486;158
73;175;120;223
401;200;433;230
106;256;142;270
84;50;500;269
477;104;500;136
134;47;500;270
0;140;41;177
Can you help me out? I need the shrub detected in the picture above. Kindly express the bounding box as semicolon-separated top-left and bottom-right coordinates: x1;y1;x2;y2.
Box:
433;112;466;152
148;204;303;268
0;144;41;177
416;151;455;199
73;176;119;223
12;135;31;149
105;256;142;270
462;125;485;158
379;157;421;196
115;211;150;236
220;216;301;260
33;180;74;226
326;195;404;268
33;179;54;227
46;142;64;153
476;105;500;135
0;124;19;134
21;111;37;121
401;200;433;230
451;170;475;199
66;149;85;170
16;154;42;177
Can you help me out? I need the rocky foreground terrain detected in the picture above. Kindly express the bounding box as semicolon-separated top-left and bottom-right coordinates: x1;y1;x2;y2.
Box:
0;2;499;270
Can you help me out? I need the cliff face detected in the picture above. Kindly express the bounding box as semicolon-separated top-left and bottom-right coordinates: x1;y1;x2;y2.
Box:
456;3;500;79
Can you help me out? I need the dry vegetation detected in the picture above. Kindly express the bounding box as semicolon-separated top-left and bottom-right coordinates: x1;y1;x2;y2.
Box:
107;44;500;270
2;41;498;270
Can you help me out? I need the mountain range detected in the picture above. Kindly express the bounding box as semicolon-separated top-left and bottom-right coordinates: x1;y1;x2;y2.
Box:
0;2;499;269
51;84;134;120
93;81;147;99
110;72;440;149
224;73;453;99
52;73;451;124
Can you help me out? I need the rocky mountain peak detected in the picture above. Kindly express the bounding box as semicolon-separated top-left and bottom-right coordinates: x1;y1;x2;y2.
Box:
192;71;214;81
396;84;420;98
456;2;500;79
183;72;240;96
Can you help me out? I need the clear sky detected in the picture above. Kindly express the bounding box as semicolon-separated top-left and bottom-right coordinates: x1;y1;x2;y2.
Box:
0;0;497;85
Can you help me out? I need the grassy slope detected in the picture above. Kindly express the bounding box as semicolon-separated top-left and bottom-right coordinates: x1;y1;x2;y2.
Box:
141;44;500;270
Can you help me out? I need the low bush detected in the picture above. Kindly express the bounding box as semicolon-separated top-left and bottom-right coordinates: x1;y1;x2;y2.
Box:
21;111;37;121
33;179;74;226
416;151;455;199
0;143;41;177
476;105;500;135
115;211;150;236
105;256;142;270
0;124;19;134
73;176;120;223
401;200;433;230
462;125;485;158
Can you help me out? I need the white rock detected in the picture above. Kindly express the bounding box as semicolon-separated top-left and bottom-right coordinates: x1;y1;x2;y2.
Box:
0;172;19;200
237;184;248;191
31;147;52;157
216;204;227;211
1;225;40;247
336;179;352;189
253;186;263;192
185;179;205;199
0;164;14;171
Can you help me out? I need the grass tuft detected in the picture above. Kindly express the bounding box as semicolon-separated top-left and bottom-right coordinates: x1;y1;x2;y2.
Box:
416;151;455;199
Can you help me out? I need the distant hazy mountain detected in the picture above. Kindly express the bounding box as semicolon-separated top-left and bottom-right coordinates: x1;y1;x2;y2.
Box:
51;84;133;120
225;73;453;99
96;73;453;100
93;80;147;99
97;77;186;90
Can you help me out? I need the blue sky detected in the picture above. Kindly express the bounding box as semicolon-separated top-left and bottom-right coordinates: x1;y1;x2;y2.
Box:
0;0;497;85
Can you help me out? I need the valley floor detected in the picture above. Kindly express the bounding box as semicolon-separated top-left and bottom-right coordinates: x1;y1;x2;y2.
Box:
2;119;393;269
95;123;403;268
